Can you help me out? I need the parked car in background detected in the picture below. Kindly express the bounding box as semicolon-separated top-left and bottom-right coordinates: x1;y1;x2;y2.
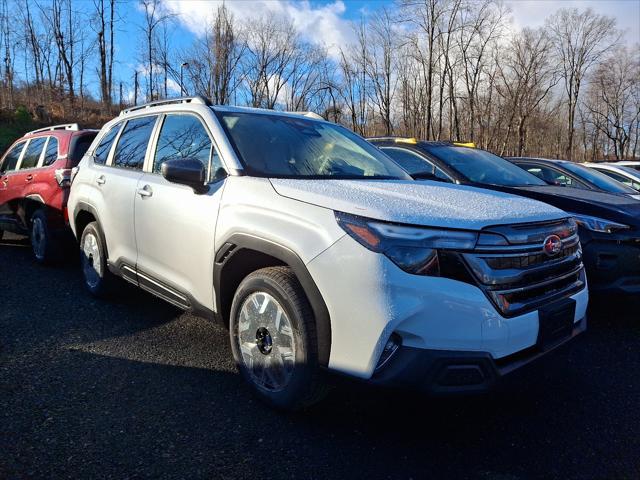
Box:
68;97;588;410
0;124;97;262
507;157;640;200
585;163;640;192
369;138;640;296
615;161;640;172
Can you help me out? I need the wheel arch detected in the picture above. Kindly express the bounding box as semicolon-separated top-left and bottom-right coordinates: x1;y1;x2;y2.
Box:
214;233;332;367
73;202;109;258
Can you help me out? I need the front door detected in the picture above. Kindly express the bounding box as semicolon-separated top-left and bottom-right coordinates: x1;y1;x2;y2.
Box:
134;113;226;311
0;141;27;231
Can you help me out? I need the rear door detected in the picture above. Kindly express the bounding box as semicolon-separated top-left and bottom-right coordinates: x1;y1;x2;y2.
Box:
134;112;226;310
92;115;158;275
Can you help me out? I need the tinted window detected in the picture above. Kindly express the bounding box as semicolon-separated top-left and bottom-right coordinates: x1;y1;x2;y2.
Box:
20;137;47;169
154;114;217;177
382;147;451;180
596;169;640;191
69;133;98;164
562;162;637;194
217;111;411;179
94;124;121;165
43;137;59;166
1;142;26;172
521;164;585;188
113;116;157;170
424;146;547;186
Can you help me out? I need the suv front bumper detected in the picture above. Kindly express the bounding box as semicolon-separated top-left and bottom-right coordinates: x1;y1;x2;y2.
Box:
368;316;586;394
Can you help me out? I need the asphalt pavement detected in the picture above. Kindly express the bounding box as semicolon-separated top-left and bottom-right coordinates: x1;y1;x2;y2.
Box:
1;232;639;479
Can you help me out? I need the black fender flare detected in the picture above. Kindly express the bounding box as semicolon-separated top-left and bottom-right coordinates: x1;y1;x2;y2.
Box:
213;233;332;367
73;202;109;256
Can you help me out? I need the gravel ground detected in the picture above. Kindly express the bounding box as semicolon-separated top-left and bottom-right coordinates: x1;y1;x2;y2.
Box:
1;232;639;479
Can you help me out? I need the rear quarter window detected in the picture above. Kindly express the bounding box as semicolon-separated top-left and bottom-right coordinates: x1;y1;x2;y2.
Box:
43;137;59;166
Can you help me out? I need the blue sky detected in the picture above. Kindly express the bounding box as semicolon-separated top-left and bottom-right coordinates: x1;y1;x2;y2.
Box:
108;0;640;97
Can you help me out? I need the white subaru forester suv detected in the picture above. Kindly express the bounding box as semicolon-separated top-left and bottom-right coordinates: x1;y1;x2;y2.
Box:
68;97;588;410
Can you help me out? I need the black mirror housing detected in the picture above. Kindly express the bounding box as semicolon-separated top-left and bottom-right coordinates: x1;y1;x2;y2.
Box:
161;158;208;194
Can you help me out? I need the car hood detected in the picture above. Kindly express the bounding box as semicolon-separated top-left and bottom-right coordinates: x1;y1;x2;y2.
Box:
512;185;640;218
269;179;566;230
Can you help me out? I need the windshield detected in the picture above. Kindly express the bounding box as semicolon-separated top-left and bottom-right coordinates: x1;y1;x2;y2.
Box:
423;145;546;186
562;162;636;194
216;111;411;179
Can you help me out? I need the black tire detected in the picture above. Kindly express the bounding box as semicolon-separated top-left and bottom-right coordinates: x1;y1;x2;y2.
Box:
79;221;115;297
30;209;59;264
229;266;328;411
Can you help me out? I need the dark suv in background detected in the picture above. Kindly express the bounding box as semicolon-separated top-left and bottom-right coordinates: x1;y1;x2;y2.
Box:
369;138;640;296
0;124;97;262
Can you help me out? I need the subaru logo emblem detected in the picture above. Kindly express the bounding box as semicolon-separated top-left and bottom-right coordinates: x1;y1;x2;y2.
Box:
543;235;562;256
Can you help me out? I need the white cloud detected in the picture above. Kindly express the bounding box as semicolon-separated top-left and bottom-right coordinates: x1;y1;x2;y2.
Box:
163;0;355;59
505;0;640;45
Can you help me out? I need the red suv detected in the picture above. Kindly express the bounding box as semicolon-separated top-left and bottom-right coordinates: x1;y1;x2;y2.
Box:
0;124;97;262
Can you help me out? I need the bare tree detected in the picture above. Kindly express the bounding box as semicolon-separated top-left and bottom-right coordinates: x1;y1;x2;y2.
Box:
585;46;640;160
139;0;175;101
548;8;618;160
92;0;116;109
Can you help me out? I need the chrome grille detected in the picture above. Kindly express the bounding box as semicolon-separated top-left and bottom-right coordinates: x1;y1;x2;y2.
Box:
462;219;586;317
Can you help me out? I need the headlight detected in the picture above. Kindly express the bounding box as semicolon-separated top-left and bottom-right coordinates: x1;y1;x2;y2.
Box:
570;213;630;233
335;211;478;275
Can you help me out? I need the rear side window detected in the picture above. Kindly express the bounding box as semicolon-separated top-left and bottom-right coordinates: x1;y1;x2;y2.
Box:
43;137;59;166
113;116;157;170
153;114;214;176
20;137;47;169
94;124;121;165
69;133;97;165
1;142;26;172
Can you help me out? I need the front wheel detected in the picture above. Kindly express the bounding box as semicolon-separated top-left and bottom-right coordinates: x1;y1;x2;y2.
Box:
80;221;115;297
229;267;327;411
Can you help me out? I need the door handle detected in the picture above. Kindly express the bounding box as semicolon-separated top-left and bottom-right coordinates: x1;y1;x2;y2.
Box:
96;175;106;185
26;174;33;182
137;185;153;198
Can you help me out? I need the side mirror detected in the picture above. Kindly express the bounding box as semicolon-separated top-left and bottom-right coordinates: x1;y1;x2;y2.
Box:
161;158;208;194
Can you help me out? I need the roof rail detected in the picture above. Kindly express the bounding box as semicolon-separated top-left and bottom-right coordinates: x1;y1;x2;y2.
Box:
120;95;213;116
285;111;324;120
26;123;79;136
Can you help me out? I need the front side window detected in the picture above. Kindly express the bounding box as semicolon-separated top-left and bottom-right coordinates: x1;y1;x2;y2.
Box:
1;142;26;172
43;137;59;166
382;147;451;181
217;111;411;179
154;114;222;180
521;164;583;188
94;124;121;165
20;137;47;169
113;116;157;170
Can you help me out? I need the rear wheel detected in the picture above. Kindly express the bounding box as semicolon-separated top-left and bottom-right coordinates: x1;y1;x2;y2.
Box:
30;209;59;264
80;221;115;297
229;266;327;411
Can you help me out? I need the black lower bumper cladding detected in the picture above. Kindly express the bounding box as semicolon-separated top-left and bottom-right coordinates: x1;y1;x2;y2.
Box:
369;316;587;395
